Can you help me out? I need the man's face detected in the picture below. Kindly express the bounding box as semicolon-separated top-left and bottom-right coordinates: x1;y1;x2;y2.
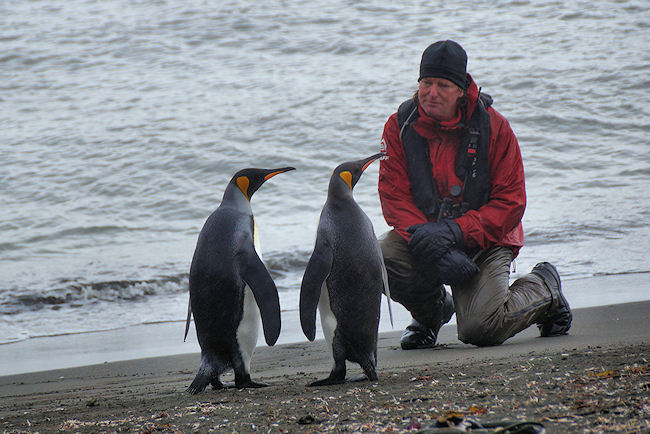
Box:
418;77;464;122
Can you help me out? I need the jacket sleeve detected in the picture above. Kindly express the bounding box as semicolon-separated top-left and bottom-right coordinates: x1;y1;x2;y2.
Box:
378;113;428;240
454;108;526;250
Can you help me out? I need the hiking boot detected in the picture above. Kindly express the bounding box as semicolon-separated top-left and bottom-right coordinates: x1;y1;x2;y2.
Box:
400;293;455;350
400;320;438;349
532;262;572;337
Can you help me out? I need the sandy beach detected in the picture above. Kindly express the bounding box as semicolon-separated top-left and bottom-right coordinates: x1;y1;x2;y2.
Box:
1;299;648;433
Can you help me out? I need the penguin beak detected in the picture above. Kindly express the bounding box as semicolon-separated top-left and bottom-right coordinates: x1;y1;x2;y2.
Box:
339;153;384;190
264;166;296;180
360;153;384;172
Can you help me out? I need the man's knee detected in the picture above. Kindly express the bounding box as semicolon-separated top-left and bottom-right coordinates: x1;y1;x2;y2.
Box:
379;230;412;280
379;230;406;258
457;317;504;347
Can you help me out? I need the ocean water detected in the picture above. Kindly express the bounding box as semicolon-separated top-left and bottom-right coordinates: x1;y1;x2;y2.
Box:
1;0;649;347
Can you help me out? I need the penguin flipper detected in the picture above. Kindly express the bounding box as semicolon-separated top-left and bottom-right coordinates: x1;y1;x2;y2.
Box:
378;248;394;328
380;256;394;327
241;249;281;346
183;297;192;342
300;242;333;341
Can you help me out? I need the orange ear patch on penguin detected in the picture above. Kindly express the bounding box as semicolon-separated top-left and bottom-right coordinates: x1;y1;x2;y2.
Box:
237;176;250;200
339;171;353;190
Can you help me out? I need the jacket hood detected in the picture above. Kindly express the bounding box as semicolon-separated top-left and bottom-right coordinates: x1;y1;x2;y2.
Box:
463;73;494;129
464;73;480;122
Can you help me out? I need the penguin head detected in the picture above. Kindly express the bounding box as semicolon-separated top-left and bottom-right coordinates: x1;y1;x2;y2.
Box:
329;153;384;194
231;166;296;201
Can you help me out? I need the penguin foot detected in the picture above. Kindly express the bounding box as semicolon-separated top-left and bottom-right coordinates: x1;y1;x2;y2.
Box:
207;380;268;389
308;374;376;386
211;380;228;390
235;379;269;389
308;377;346;387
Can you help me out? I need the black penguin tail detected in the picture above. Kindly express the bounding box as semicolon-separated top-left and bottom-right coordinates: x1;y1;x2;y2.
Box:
186;356;214;394
187;375;209;395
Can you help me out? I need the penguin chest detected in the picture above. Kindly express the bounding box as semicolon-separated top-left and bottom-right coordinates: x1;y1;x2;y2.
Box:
236;285;262;366
318;282;337;349
237;217;263;351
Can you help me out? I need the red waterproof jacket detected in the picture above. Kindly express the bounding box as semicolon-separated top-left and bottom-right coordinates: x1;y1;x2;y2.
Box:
378;75;525;256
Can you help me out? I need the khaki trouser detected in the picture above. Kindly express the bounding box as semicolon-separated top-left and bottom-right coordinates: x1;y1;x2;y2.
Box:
379;230;553;347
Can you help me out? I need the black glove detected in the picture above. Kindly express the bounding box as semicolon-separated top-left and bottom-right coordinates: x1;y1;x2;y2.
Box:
406;220;463;261
431;248;479;286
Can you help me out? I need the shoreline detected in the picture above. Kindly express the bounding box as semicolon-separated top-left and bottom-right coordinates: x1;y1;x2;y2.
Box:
1;272;648;377
1;300;649;432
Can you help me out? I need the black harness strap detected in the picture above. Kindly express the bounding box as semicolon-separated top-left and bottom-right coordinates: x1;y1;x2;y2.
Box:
397;93;492;219
398;99;438;217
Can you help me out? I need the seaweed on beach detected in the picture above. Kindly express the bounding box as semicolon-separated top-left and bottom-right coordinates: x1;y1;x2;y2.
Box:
1;343;648;433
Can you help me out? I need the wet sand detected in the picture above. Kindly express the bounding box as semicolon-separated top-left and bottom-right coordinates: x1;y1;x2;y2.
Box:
1;300;648;432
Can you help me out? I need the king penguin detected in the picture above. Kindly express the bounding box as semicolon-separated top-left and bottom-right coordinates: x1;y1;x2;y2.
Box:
185;166;294;394
300;153;393;386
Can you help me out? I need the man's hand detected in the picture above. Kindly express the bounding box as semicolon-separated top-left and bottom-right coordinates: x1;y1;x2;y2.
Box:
431;248;479;285
406;220;463;261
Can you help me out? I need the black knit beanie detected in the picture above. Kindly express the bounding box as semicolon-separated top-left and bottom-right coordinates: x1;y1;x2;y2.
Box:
419;40;468;89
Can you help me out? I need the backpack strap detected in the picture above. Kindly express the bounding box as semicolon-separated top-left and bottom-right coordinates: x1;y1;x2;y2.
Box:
397;98;439;218
455;92;492;211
